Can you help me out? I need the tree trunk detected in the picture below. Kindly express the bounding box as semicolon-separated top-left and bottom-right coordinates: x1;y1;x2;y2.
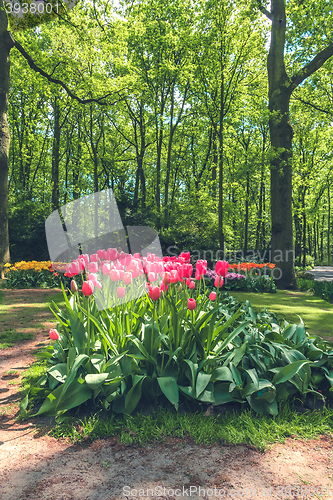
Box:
212;128;217;199
313;216;317;261
302;187;307;268
51;96;60;211
328;182;331;265
0;6;13;277
267;0;296;288
321;213;324;262
244;170;249;255
218;74;224;252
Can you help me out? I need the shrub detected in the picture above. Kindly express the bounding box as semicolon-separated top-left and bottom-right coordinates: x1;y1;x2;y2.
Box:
313;281;333;303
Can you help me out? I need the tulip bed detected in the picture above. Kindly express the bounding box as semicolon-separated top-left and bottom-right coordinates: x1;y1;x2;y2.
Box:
21;251;333;420
204;267;277;294
2;261;70;289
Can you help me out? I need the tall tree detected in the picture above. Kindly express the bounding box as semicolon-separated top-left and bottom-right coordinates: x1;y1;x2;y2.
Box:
258;0;333;288
0;0;13;277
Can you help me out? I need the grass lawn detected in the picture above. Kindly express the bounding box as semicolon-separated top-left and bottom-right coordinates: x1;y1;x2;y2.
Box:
229;290;333;340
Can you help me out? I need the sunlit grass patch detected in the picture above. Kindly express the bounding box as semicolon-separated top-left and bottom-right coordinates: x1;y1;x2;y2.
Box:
229;290;333;339
0;329;34;349
48;404;333;452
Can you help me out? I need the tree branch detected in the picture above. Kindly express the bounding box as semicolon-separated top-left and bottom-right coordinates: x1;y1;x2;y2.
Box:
291;44;333;90
257;0;272;20
9;32;126;106
292;96;332;115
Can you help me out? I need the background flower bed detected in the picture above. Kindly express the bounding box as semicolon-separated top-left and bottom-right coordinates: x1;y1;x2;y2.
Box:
2;261;70;289
2;260;277;293
205;263;277;293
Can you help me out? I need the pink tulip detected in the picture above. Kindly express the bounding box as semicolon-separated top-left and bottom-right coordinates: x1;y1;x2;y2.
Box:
78;258;86;271
123;272;132;285
148;271;157;282
177;264;193;280
87;273;98;285
195;259;207;277
88;262;99;273
149;286;161;301
90;253;98;262
188;281;195;290
179;251;190;262
214;276;224;288
107;248;118;261
49;328;59;340
110;269;120;282
215;260;229;277
82;280;94;296
187;298;196;310
118;252;131;266
169;270;178;283
97;249;106;260
209;292;217;301
102;263;111;275
81;254;89;267
127;260;139;272
68;261;80;276
117;286;126;298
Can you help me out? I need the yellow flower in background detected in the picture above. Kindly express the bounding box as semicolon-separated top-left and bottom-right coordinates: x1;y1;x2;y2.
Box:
9;260;53;272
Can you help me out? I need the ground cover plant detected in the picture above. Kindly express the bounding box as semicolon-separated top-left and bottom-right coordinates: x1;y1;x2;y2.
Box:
21;251;333;423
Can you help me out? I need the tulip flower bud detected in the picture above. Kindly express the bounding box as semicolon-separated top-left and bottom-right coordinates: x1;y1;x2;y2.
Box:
178;283;182;292
149;286;161;301
70;280;78;292
49;329;59;340
209;292;216;301
187;298;196;311
214;276;224;289
117;286;126;298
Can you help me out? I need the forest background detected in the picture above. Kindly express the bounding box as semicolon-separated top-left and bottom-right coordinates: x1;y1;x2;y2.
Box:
1;0;333;288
